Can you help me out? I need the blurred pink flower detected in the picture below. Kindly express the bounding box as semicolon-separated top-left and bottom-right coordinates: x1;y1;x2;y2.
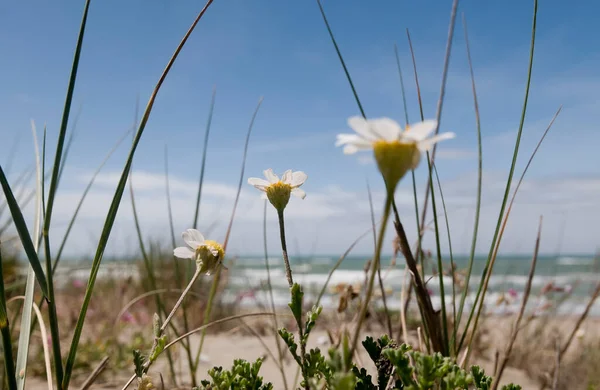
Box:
507;288;518;299
72;279;85;289
541;282;554;295
121;311;136;324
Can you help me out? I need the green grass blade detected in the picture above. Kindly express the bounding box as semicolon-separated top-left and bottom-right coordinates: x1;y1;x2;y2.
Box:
192;86;216;229
62;2;216;387
0;244;17;390
424;155;449;354
458;0;538;354
414;0;459;263
15;122;44;390
0;169;34;230
315;0;366;118
432;163;455;354
56;105;83;187
53;127;133;272
195;97;263;367
42;1;92;383
0;168;48;298
463;106;560;358
128;171;179;383
453;13;483;355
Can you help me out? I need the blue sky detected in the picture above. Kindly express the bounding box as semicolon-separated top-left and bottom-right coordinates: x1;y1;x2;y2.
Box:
1;0;599;258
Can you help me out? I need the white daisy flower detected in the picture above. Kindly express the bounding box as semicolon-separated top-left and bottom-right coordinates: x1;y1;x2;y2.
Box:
336;117;455;189
248;169;307;211
173;229;225;275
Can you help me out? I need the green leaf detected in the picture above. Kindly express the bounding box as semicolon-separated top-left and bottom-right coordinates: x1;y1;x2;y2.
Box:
133;350;146;378
0;166;48;298
288;283;304;327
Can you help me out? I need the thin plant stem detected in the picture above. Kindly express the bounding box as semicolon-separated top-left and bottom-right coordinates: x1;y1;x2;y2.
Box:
129;173;178;383
462;105;560;361
264;201;289;390
276;209;308;389
194;97;263;370
350;192;393;359
492;217;542;390
460;104;559;357
453;13;483;355
367;180;393;337
416;0;458;238
192;86;216;229
277;209;294;287
160;268;202;335
164;146;196;385
424;155;449;354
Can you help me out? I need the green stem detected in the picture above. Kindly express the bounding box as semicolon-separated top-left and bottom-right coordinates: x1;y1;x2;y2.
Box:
277;209;294;288
350;192;393;359
277;210;307;390
194;267;221;370
264;202;289;390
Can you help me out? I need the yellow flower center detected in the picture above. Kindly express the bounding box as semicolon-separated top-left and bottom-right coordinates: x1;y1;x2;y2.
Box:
265;181;292;211
194;240;225;274
372;140;420;191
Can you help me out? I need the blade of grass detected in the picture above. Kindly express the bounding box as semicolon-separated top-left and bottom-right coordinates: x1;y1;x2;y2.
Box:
417;0;458;231
56;104;83;187
424;157;449;354
432;162;455;355
14;121;44;390
194;97;263;369
128;172;179;383
192;86;216;229
0;168;35;231
62;1;216;387
42;0;92;383
458;0;539;354
491;217;542;389
163;146;197;385
462;105;560;359
453;13;483;355
0;244;17;390
52;126;134;272
0;169;48;298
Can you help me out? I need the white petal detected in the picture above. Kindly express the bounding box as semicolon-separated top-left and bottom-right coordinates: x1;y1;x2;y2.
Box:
335;134;372;148
368;118;402;141
263;168;279;183
182;229;205;248
281;170;292;183
261;193;268;200
402;120;438;142
347;116;377;141
417;132;456;151
289;171;307;187
343;144;359;154
248;177;270;191
174;246;195;259
291;187;306;199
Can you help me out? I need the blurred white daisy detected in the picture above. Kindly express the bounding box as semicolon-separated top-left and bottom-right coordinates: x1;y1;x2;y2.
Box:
173;229;225;275
336;117;455;189
248;169;307;211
